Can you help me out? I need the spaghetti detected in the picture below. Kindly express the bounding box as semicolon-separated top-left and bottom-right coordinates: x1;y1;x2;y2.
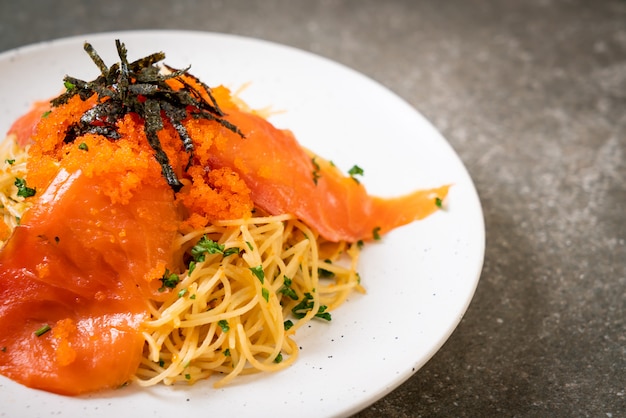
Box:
136;214;363;388
0;139;31;242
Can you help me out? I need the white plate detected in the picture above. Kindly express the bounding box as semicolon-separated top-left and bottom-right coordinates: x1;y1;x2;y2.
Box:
0;30;484;418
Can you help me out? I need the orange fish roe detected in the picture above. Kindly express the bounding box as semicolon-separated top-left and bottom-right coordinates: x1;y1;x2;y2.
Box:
184;118;217;167
26;95;96;191
25;87;254;224
29;95;96;158
51;318;77;367
177;165;253;232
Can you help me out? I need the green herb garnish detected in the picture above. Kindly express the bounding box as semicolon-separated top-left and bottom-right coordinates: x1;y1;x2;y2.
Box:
278;276;299;300
312;157;321;185
158;269;180;292
312;170;322;185
191;235;234;262
34;324;51;337
14;178;36;198
291;292;331;321
318;260;335;278
348;164;364;183
249;265;264;283
218;319;230;333
188;261;196;275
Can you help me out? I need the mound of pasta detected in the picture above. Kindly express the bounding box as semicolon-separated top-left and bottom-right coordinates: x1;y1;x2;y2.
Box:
137;214;361;387
0;40;447;395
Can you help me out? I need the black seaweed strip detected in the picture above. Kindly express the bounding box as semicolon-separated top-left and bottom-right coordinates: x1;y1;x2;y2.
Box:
47;39;245;190
143;99;182;191
83;42;109;76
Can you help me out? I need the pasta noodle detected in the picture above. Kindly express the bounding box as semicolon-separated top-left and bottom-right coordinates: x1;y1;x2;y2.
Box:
0;138;32;244
135;213;364;388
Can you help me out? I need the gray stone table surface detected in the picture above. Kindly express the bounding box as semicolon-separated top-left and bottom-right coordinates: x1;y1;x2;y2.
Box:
0;1;624;416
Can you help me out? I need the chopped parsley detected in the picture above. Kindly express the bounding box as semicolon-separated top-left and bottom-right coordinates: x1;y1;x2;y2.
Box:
262;287;270;302
188;261;196;275
158;269;180;292
191;235;237;262
34;324;51;337
249;265;264;284
78;142;89;151
435;197;443;208
372;226;382;240
283;320;294;331
312;157;322;185
218;319;230;333
4;159;15;165
278;276;299;300
274;352;283;363
14;178;36;198
318;260;335;278
291;292;331;321
347;164;364;183
312;170;322;185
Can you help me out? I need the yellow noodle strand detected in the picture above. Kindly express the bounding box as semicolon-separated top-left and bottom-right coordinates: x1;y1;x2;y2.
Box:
134;215;362;388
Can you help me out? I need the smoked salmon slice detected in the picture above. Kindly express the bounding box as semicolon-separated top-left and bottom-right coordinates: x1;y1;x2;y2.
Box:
207;107;449;242
0;166;179;395
6;100;51;148
9;94;448;244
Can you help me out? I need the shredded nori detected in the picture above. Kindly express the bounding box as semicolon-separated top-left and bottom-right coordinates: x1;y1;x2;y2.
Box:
50;40;243;191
